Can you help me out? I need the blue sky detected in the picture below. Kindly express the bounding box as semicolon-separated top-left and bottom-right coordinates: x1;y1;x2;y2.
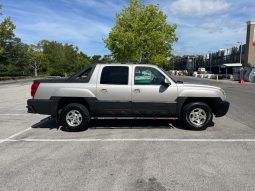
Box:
1;0;254;56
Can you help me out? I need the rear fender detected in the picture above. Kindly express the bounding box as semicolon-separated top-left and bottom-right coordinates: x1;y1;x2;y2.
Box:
52;88;95;98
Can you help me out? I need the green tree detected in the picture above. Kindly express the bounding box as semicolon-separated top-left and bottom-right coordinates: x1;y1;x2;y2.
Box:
90;55;102;63
41;41;67;76
0;4;91;77
101;55;114;63
74;52;90;71
0;13;29;76
0;4;3;56
26;44;48;76
40;40;87;76
0;16;16;61
103;0;178;66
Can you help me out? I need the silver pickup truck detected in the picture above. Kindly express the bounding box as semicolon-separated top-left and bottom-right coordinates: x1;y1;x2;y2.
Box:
27;63;229;131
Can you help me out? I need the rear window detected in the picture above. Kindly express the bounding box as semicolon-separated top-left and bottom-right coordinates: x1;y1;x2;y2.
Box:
100;66;129;85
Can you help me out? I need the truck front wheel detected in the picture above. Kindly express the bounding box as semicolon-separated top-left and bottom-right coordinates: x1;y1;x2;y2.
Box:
182;102;212;131
60;103;90;131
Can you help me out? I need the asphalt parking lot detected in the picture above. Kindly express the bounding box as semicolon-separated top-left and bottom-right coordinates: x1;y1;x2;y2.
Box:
0;77;255;191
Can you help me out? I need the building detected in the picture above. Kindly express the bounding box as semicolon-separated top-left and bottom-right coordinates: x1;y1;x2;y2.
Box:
245;21;255;65
174;55;206;71
174;21;255;73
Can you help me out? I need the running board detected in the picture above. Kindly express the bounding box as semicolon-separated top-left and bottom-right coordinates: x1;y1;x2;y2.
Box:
91;117;178;120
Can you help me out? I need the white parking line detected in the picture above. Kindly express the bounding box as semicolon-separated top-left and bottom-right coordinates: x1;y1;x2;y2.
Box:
3;138;255;142
0;114;31;116
8;127;32;139
0;127;31;144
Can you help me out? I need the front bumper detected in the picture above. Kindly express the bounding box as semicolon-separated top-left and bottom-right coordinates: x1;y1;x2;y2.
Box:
215;101;230;117
27;99;58;116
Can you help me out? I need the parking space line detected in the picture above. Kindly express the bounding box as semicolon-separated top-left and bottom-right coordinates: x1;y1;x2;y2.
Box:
3;138;255;142
0;127;31;144
0;114;31;116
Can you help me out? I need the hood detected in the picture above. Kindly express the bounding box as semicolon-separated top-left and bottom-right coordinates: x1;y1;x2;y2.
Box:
177;83;226;101
181;83;221;90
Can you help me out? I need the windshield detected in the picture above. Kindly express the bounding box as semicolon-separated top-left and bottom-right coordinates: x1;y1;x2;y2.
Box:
158;67;179;83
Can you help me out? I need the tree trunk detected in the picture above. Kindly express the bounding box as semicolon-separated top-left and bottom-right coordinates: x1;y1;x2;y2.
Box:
139;53;142;63
34;67;38;77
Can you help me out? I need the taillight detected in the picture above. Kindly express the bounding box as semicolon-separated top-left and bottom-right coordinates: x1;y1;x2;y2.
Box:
31;82;40;97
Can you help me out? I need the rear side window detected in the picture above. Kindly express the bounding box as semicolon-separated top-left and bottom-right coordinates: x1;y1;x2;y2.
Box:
78;68;92;79
100;66;129;85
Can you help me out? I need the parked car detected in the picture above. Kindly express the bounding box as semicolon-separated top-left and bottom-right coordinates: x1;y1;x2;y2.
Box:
198;68;206;74
244;67;255;82
27;63;229;131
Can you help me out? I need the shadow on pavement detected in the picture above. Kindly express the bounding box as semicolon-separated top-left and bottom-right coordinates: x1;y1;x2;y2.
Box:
31;117;214;131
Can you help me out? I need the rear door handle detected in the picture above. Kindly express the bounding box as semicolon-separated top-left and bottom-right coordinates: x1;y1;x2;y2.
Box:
134;89;141;93
100;89;108;93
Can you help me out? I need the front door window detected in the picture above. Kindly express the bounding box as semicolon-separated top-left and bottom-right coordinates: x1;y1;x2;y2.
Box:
134;67;165;85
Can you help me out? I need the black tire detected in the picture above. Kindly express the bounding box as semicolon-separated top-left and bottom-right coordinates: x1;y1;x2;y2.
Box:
60;103;90;132
182;102;212;131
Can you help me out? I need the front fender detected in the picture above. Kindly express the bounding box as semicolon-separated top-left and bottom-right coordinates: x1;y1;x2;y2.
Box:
179;89;220;98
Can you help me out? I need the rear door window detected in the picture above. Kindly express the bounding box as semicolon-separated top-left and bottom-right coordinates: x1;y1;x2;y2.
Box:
100;66;129;85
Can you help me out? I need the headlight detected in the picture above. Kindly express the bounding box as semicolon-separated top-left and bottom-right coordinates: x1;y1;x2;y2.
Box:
220;89;227;100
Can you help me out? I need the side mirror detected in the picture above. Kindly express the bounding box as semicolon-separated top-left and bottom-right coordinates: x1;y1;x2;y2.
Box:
164;78;171;86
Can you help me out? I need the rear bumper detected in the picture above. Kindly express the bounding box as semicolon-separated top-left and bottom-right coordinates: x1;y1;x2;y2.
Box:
27;99;58;116
215;101;230;117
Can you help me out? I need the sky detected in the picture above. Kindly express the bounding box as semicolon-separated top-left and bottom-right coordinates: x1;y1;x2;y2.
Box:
0;0;254;56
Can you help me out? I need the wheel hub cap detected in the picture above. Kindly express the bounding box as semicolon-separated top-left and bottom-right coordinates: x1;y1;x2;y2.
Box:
66;110;83;127
189;108;207;126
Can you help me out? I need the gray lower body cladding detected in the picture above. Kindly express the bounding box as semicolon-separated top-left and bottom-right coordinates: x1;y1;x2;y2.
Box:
97;101;177;117
27;99;58;116
27;97;229;118
214;101;230;117
27;98;178;117
132;102;177;117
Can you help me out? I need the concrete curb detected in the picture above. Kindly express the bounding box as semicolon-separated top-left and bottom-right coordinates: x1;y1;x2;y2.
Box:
0;78;42;86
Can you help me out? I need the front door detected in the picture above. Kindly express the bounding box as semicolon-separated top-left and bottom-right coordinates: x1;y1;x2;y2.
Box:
131;66;178;117
96;65;132;116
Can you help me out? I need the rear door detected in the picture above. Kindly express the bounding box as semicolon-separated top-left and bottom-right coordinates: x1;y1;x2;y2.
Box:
131;66;178;117
96;65;132;116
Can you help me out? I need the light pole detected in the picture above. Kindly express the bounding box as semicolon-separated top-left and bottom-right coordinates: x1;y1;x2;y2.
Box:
208;52;212;73
237;41;244;82
192;57;195;71
237;42;243;64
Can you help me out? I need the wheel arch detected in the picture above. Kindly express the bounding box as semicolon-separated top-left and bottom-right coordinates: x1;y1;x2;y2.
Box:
177;97;221;118
56;97;93;117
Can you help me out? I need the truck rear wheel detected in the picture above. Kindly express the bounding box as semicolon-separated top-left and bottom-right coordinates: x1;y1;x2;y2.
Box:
60;103;90;131
182;102;212;131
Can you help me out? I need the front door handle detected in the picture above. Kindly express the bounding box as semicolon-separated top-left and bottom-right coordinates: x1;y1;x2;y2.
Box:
134;89;141;93
100;89;108;93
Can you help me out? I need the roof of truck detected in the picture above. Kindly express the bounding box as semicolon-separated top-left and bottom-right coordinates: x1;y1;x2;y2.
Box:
93;63;158;67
